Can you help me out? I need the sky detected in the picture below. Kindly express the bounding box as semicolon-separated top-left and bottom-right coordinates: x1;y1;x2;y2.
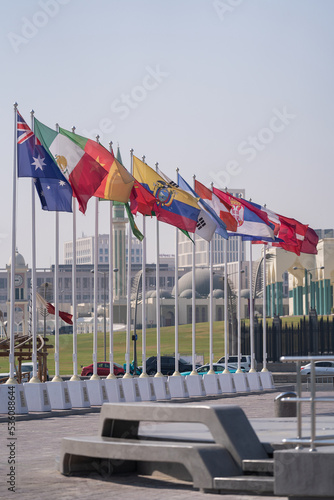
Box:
0;0;333;268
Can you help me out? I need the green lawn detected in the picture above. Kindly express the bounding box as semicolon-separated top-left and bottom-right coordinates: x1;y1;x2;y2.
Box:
42;315;333;376
46;322;227;376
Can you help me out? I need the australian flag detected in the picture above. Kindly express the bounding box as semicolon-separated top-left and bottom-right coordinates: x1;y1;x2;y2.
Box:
17;110;72;212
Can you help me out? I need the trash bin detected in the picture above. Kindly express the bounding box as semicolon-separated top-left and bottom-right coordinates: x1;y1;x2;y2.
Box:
274;392;297;417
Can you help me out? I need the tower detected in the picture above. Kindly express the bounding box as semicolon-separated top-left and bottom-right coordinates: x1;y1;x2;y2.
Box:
6;249;29;335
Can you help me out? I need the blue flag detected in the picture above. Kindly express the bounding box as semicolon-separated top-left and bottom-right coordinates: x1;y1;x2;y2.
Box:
34;178;73;213
17;111;65;181
17;111;72;212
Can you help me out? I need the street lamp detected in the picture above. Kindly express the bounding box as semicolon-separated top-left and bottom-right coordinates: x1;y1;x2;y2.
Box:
293;266;324;314
90;269;107;362
113;268;119;323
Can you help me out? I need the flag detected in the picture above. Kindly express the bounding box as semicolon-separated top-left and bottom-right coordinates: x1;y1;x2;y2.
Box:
34;118;108;214
300;227;318;255
194;179;237;232
130;179;157;216
213;187;275;240
16;111;73;212
34;177;72;213
245;200;312;255
124;202;144;241
59;128;134;202
36;292;73;324
177;173;228;241
133;156;200;233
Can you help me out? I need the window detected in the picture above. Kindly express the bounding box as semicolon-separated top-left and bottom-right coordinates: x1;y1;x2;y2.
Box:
0;278;6;289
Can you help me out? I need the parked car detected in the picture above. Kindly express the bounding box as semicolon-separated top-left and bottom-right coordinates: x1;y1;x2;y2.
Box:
181;363;241;377
51;325;73;335
145;356;198;376
300;361;334;376
80;362;125;377
217;355;255;372
0;361;49;382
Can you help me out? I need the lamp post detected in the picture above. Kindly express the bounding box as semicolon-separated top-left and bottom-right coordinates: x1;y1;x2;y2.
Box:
293;266;324;315
113;268;119;323
90;269;107;362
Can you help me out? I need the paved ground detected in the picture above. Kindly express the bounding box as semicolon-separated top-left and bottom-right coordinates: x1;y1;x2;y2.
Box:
1;387;334;499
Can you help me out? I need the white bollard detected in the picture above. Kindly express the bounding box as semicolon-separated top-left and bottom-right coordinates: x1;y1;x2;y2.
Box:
0;384;28;414
104;378;126;403
151;376;171;400
218;372;236;393
167;375;189;398
67;380;90;408
85;379;108;406
259;371;275;389
185;374;206;397
247;372;263;391
137;377;156;401
46;381;72;410
121;377;142;402
202;373;222;396
23;382;51;412
233;372;251;392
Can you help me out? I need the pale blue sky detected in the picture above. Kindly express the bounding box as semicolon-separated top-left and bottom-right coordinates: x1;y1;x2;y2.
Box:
1;0;333;267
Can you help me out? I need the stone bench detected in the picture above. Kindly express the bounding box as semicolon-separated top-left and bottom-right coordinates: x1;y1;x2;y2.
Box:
59;402;268;490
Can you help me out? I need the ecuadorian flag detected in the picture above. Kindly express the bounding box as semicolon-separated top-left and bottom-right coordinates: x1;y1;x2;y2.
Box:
133;156;200;233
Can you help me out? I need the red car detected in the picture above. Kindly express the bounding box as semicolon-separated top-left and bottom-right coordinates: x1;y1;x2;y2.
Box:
80;362;125;377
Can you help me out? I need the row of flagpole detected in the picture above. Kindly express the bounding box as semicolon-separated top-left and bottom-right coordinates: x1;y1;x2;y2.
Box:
8;109;271;386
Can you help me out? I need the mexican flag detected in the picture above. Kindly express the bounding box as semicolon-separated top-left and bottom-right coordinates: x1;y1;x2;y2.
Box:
59;128;134;203
34;118;108;214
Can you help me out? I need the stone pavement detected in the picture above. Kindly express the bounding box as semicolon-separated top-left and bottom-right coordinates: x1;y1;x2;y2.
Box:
1;387;333;500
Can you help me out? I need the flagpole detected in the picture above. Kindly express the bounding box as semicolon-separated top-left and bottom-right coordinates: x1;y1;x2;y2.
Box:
223;237;230;373
140;154;148;378
7;102;18;385
124;149;133;378
69;127;80;381
208;239;214;374
261;243;268;372
173;168;180;376
107;141;116;379
28;109;39;383
91;135;100;380
155;162;163;377
236;235;242;373
249;241;255;372
208;181;214;374
191;174;197;375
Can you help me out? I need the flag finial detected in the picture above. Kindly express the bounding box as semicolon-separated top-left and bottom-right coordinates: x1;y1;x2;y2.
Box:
71;126;76;133
13;102;18;109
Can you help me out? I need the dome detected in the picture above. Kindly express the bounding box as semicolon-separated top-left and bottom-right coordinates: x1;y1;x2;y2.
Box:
8;249;26;267
150;290;172;298
212;289;224;299
172;269;224;297
179;289;202;299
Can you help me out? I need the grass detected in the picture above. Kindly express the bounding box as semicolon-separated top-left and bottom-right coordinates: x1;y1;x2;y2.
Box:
26;315;334;376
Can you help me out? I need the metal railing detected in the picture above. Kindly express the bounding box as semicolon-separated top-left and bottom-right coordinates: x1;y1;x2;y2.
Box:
280;355;334;451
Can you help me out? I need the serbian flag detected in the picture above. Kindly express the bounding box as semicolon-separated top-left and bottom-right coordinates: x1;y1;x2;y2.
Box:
36;292;73;324
133;156;200;233
59;128;134;203
34;118;108;214
213;187;275;240
194;179;237;232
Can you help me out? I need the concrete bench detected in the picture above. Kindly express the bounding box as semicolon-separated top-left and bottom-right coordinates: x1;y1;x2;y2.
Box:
59;402;268;490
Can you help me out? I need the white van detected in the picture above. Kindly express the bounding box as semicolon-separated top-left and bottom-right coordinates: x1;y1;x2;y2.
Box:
217;355;256;372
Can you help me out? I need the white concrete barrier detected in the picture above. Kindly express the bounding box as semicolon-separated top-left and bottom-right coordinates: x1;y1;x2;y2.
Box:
167;374;189;398
185;374;206;397
259;371;275;389
121;377;142;402
247;372;263;391
233;372;250;392
0;384;28;414
46;381;72;410
85;379;108;406
151;376;171;400
203;373;222;396
104;378;126;403
67;380;90;408
218;372;236;393
23;382;51;412
137;376;156;401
